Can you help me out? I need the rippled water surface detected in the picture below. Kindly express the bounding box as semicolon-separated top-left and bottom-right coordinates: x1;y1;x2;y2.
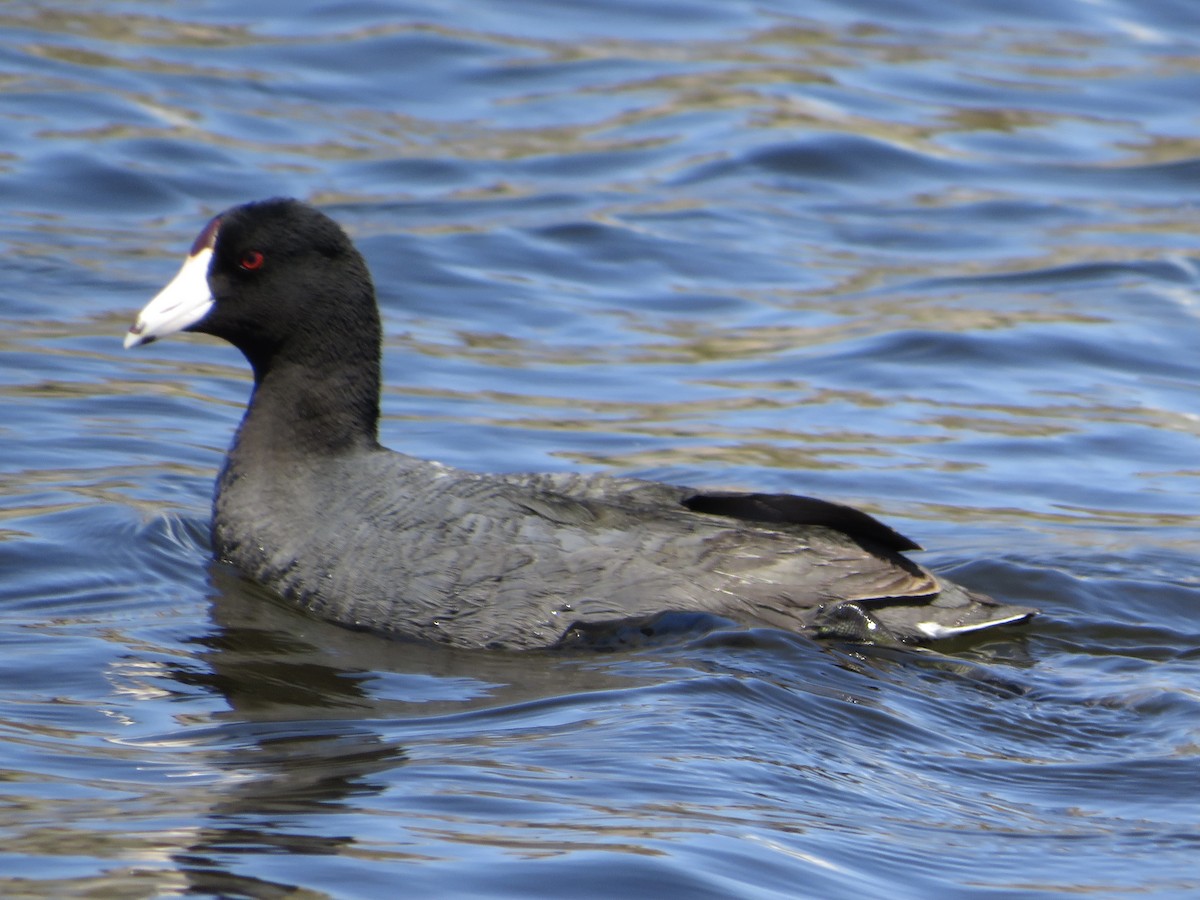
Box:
3;1;1200;897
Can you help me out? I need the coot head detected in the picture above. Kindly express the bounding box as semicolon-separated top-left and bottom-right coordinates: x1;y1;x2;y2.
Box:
125;198;380;384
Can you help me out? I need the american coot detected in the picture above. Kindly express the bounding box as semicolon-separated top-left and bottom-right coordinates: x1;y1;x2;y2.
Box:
125;199;1035;650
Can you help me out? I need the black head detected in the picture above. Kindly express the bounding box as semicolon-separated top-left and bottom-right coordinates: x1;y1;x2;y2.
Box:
128;198;380;379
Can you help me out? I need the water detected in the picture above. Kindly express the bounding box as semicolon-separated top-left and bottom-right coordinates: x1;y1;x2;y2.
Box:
2;1;1199;896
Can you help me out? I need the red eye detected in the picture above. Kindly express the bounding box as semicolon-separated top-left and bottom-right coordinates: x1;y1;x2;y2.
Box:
239;250;265;271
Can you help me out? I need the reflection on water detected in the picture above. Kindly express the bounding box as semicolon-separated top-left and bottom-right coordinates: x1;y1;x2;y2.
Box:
3;0;1200;896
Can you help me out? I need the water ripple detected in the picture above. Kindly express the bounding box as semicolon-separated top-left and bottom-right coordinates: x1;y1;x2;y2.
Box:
3;0;1200;896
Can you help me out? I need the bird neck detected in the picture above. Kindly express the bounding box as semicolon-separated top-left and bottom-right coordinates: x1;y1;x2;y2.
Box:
233;355;382;460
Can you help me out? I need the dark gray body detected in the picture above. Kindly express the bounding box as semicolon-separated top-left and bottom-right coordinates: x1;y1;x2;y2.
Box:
214;441;1031;649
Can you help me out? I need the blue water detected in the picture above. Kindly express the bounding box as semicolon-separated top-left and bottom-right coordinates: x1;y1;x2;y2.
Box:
2;1;1200;897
